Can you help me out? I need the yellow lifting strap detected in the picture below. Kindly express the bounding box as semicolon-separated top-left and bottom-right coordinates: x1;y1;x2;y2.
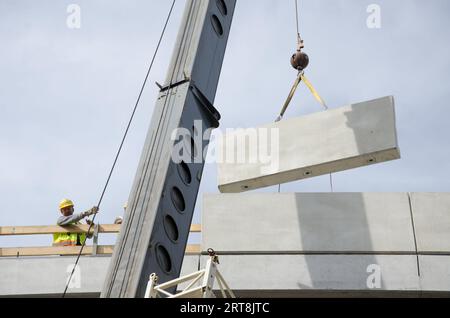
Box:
300;73;328;110
276;72;303;122
276;72;328;122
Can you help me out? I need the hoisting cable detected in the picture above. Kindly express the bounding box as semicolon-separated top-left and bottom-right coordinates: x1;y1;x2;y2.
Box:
62;0;177;297
278;0;330;193
295;0;301;44
276;0;328;122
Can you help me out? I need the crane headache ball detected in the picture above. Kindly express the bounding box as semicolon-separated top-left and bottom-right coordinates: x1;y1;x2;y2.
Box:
291;51;309;71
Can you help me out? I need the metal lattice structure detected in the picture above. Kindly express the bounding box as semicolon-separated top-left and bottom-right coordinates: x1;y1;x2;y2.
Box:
101;0;236;298
145;251;235;298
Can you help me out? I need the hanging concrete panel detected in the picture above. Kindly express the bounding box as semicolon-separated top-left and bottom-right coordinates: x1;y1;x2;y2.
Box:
202;193;415;253
410;192;450;253
218;96;400;193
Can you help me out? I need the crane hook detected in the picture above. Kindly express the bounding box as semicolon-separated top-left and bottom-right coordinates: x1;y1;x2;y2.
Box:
290;35;309;71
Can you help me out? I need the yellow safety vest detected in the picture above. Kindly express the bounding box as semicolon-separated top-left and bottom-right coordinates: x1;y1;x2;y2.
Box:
53;223;87;247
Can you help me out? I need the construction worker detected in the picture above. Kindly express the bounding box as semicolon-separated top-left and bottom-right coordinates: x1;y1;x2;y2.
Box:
53;199;99;247
114;202;127;225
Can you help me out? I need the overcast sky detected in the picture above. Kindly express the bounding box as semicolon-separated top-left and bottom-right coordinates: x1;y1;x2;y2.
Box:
1;0;449;248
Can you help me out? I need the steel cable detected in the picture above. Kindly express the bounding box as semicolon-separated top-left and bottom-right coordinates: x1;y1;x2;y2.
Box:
62;0;177;297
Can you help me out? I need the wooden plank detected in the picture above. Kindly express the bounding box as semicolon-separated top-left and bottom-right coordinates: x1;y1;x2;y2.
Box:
185;244;201;255
0;245;115;257
0;224;120;236
190;224;201;233
0;224;201;236
0;244;201;257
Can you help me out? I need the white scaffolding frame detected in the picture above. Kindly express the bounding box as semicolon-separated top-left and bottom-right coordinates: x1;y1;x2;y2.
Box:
145;251;235;298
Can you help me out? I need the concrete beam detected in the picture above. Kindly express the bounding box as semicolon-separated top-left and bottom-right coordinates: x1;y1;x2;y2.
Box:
202;193;416;253
3;254;450;297
0;256;110;297
200;255;421;295
410;193;450;253
419;255;450;292
0;255;199;297
218;96;400;193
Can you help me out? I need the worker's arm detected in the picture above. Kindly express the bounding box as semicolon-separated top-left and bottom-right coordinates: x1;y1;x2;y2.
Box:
57;207;99;226
57;213;85;226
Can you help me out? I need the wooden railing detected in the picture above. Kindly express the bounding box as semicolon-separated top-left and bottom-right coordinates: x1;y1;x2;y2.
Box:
0;224;201;257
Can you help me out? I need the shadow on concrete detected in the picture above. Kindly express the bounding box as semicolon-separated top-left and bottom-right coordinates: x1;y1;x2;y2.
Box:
294;103;385;291
295;193;383;291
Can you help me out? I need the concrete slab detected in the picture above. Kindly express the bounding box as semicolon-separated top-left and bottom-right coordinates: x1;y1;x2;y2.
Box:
419;255;450;292
8;254;450;297
0;255;199;297
0;256;110;297
410;193;450;253
200;255;420;294
202;193;416;253
217;96;400;193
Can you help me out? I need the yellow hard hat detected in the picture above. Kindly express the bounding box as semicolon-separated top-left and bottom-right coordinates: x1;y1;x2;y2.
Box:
59;199;74;210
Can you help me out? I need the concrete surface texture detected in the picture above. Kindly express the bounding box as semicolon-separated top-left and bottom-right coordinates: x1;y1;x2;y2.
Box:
199;192;450;296
409;192;450;253
418;255;450;291
218;96;400;193
2;254;449;297
199;255;421;293
0;255;199;297
202;193;415;253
